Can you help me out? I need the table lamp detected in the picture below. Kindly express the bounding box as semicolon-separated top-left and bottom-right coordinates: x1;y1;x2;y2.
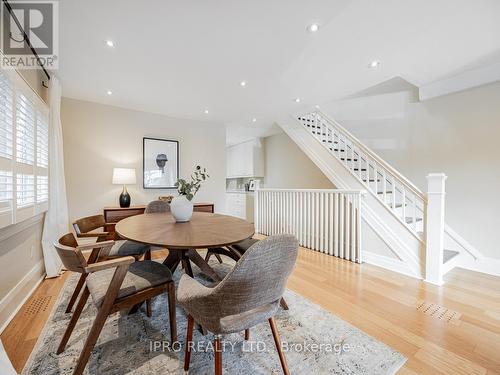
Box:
112;168;136;208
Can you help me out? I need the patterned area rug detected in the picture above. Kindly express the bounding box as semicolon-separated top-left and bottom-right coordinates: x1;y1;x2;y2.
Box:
23;263;406;375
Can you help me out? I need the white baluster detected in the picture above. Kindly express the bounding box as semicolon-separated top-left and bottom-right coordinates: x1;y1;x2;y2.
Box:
339;193;344;259
329;193;333;255
391;176;397;213
402;188;406;224
319;192;324;252
345;194;350;260
382;170;387;203
413;193;417;231
254;181;260;234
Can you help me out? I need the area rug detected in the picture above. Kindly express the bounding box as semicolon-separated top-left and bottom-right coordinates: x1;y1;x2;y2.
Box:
22;263;406;375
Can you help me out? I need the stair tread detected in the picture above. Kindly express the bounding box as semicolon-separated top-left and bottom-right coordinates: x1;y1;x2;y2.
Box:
444;249;460;264
405;217;423;224
387;202;405;208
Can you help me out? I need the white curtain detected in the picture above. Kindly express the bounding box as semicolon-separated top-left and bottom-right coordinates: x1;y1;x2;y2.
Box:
41;76;69;278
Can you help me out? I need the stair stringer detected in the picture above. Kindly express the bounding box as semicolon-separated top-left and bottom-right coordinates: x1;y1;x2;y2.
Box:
277;115;425;278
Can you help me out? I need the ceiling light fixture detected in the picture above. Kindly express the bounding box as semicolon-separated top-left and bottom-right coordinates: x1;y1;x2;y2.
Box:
106;90;113;95
295;98;301;103
105;40;115;48
252;118;257;123
240;81;247;87
307;23;320;33
369;60;380;68
204;109;209;114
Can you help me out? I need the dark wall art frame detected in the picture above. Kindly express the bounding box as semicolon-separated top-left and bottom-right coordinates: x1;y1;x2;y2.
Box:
143;137;179;189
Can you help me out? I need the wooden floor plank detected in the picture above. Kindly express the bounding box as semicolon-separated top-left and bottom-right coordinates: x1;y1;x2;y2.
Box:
2;245;500;374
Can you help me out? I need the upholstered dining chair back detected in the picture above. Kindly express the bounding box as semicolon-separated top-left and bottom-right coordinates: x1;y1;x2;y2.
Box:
216;234;298;316
73;214;106;236
54;233;88;273
145;200;171;213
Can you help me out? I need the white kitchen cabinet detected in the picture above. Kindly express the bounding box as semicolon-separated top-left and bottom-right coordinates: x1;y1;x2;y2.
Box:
226;138;264;178
225;192;254;222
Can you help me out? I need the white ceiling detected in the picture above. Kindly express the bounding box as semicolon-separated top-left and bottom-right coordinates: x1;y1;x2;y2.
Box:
57;0;500;144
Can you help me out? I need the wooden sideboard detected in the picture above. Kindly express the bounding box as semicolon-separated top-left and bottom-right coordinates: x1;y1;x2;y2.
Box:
103;203;214;238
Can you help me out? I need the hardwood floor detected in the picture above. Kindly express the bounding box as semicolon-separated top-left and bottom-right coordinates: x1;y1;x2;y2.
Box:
2;246;500;374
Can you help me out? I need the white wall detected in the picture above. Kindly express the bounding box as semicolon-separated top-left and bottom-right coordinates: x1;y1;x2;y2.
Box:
61;98;226;222
323;81;500;259
263;132;335;189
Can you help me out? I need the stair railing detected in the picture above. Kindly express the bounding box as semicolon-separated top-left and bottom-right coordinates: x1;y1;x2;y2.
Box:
298;110;427;237
254;182;365;263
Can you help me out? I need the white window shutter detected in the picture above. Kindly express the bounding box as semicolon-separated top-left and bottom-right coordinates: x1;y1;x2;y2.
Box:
0;65;49;228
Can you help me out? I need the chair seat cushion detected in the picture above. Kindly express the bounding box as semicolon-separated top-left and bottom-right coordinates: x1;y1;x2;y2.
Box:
230;238;259;254
108;240;149;257
86;260;172;307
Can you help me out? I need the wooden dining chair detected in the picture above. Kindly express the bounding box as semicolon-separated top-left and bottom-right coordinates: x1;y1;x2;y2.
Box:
144;199;170;213
178;235;298;375
54;233;177;375
67;214;152;315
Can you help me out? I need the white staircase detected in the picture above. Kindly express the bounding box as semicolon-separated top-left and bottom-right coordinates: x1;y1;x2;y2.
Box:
277;110;481;284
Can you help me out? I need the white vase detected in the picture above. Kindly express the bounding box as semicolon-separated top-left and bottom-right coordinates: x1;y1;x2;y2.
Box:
170;195;194;222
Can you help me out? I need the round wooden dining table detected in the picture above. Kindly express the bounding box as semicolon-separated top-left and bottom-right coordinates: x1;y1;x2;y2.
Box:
115;211;255;282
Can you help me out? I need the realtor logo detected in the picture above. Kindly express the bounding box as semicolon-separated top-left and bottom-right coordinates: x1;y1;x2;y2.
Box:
1;0;58;69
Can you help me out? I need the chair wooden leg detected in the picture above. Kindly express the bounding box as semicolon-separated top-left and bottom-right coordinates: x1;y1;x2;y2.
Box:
279;297;289;311
244;329;250;340
269;317;289;375
57;287;90;354
167;283;177;343
144;250;152;316
184;315;194;371
65;273;87;313
204;251;212;263
214;253;223;264
214;335;222;375
73;304;112;375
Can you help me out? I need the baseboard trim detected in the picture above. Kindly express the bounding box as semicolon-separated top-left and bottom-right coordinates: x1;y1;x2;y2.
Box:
455;256;500;278
363;251;421;279
0;261;46;334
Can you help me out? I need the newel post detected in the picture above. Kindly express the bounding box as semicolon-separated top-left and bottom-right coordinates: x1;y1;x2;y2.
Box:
425;173;447;285
254;180;260;234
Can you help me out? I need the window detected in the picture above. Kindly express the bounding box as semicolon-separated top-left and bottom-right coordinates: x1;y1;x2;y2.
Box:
16;93;36;165
0;66;49;228
0;73;13;159
37;175;48;203
17;174;35;207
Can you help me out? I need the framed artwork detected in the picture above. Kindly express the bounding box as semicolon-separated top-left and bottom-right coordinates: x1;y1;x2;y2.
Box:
143;137;179;189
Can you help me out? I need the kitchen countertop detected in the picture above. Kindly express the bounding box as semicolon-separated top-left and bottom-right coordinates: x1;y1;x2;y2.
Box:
226;190;254;194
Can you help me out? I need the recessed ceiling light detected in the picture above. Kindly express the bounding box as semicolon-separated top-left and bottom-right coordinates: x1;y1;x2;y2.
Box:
105;40;115;48
204;109;209;114
252;118;257;123
315;104;320;109
240;81;247;87
295;98;301;103
369;60;380;68
307;23;320;33
106;90;113;95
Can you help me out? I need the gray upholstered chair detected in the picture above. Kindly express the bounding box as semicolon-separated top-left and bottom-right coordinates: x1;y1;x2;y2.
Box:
207;237;290;310
144;199;171;213
178;234;298;375
67;214;151;314
54;233;176;375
